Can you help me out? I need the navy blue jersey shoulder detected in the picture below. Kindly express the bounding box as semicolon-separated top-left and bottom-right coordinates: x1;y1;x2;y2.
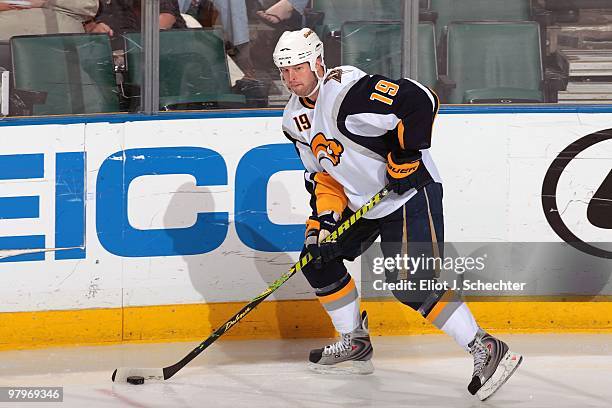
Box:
337;74;439;156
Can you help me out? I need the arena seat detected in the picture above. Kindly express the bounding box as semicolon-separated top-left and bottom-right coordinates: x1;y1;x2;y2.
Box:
430;0;532;39
10;33;119;115
312;0;435;37
442;21;544;104
341;21;438;89
311;0;437;68
123;29;245;110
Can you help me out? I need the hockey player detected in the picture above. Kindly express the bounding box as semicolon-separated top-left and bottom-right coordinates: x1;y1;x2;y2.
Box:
274;28;522;400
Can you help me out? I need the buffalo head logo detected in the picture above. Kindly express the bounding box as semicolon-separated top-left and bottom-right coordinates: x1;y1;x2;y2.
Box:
311;133;344;166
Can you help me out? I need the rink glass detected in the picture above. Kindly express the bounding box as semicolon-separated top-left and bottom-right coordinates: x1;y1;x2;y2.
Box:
3;0;612;116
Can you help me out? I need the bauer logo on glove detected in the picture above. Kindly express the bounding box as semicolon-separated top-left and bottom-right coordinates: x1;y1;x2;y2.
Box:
386;151;433;194
386;159;420;177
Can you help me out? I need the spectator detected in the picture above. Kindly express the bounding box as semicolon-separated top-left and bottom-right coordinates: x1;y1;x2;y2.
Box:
173;1;256;78
256;0;308;30
177;0;191;13
84;0;186;39
0;0;46;12
0;0;98;41
211;0;255;79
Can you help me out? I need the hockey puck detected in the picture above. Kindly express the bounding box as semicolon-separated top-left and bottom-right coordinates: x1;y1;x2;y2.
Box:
127;376;145;385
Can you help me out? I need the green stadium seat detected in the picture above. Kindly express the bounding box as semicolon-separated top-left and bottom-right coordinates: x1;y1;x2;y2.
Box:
123;29;245;110
312;0;390;38
341;21;438;90
310;0;436;67
430;0;532;39
443;22;544;104
417;22;438;89
10;33;119;115
312;0;436;35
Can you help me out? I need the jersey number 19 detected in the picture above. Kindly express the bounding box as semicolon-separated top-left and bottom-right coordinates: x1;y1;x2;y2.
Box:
370;80;399;105
293;114;311;132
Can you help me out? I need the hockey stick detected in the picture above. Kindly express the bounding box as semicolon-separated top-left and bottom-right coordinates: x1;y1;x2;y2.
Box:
112;185;390;383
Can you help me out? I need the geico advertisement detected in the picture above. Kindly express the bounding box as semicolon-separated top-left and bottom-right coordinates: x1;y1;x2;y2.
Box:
0;114;610;312
0;118;316;312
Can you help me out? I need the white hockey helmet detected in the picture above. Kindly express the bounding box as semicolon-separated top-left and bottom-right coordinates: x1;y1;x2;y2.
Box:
273;28;324;71
273;28;326;96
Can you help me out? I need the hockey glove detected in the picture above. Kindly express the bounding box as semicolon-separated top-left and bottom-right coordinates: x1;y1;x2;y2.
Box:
386;151;433;195
305;211;342;269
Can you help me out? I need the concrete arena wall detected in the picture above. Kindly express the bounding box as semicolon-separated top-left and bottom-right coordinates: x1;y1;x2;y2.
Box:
0;112;610;349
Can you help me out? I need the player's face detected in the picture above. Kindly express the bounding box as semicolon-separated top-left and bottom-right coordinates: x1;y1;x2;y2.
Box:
280;62;317;97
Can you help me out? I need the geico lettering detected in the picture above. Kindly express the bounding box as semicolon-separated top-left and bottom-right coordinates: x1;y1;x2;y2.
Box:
0;152;85;262
96;147;229;257
0;144;308;263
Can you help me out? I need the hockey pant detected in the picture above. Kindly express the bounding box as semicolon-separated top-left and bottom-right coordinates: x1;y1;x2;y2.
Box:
300;182;479;345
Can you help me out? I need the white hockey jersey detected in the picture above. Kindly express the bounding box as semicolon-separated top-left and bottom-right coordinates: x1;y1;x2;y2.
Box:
282;65;441;220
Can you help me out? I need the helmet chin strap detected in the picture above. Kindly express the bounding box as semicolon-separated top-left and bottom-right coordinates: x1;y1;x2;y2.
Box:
279;62;327;99
303;63;326;99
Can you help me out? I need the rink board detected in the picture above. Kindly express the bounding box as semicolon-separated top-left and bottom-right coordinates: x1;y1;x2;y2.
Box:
1;299;611;350
0;112;611;348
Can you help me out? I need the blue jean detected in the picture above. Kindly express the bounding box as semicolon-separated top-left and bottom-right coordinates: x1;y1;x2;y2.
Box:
288;0;310;14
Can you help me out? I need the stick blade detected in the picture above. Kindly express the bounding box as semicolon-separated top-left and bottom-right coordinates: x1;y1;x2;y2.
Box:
112;367;165;382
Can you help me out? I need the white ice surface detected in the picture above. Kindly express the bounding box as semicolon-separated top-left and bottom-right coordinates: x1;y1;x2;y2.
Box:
0;333;610;407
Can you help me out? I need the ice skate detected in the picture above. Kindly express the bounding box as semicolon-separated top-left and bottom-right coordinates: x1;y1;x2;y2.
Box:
468;328;523;400
308;311;374;375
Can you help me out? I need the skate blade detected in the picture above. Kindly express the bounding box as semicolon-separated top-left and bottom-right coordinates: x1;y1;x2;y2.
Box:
476;350;523;401
308;359;374;375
